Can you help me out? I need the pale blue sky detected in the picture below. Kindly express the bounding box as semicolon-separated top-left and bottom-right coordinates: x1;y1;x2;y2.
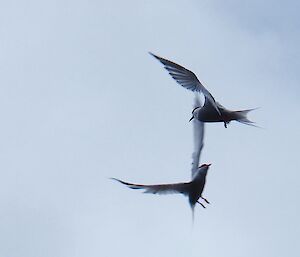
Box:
0;1;299;257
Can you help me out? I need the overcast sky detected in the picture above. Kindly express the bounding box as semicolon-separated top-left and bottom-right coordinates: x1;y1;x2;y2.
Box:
0;1;299;257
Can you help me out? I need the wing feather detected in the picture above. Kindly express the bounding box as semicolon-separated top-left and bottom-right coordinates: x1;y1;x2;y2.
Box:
111;178;190;195
150;52;220;115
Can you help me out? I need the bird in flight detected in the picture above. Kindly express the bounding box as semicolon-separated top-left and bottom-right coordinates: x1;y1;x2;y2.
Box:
149;52;221;116
190;96;257;128
112;95;211;219
150;52;257;128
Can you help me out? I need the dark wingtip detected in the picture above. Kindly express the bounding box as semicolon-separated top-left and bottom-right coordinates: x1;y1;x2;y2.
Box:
110;177;126;185
149;51;160;60
110;177;143;190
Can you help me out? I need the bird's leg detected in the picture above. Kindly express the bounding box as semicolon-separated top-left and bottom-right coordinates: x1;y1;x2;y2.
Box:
201;196;210;204
224;122;227;128
196;200;206;208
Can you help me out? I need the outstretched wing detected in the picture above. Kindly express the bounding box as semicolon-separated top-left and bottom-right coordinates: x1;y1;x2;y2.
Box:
111;178;190;195
191;94;205;179
150;52;220;115
203;95;226;111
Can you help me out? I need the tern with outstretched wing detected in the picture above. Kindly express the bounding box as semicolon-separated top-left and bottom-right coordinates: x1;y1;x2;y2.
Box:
112;95;211;217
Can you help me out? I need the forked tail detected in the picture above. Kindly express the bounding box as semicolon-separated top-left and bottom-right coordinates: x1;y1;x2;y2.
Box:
234;108;258;127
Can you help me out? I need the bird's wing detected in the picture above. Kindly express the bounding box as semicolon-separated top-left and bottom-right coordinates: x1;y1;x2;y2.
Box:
111;178;190;195
191;94;205;179
203;96;226;112
150;52;220;115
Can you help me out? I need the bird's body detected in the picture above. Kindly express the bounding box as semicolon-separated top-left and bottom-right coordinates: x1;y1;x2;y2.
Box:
192;97;256;128
187;166;208;208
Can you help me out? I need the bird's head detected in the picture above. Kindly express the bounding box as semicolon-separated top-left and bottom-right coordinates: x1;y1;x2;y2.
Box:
192;163;211;181
199;163;211;168
198;163;211;173
189;107;200;122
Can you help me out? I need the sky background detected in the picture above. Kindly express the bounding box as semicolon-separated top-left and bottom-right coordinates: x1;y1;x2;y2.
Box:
0;0;299;256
